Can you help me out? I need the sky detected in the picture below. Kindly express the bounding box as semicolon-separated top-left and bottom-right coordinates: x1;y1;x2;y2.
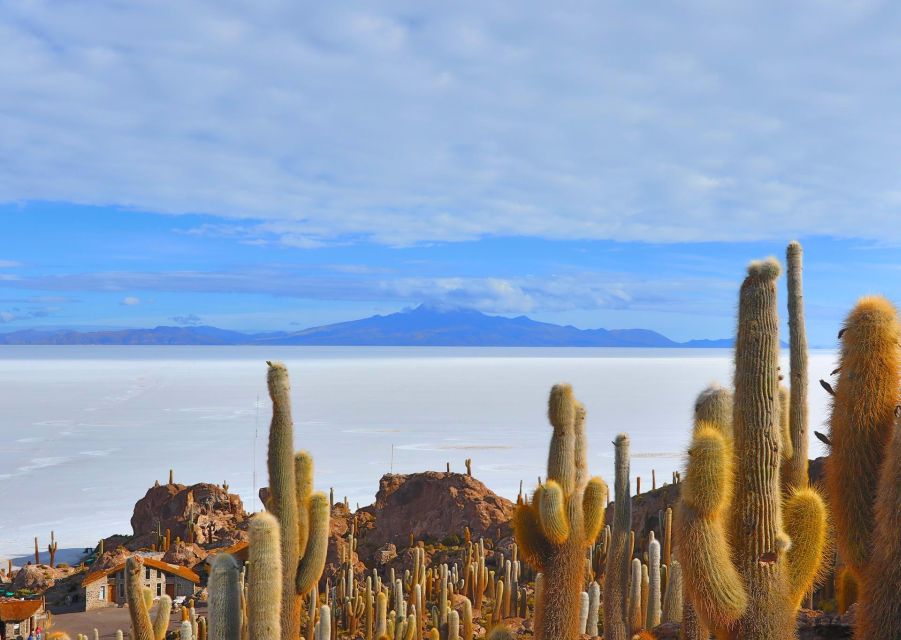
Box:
1;1;900;344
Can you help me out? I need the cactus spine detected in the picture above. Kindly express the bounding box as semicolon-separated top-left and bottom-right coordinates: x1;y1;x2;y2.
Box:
603;433;631;640
266;362;330;640
679;258;826;640
247;512;282;640
825;296;901;638
512;385;608;640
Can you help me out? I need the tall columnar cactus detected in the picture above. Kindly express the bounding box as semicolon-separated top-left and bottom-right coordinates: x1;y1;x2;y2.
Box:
661;560;682;624
247;512;282;640
125;556;154;640
208;553;242;640
646;535;661;629
266;362;330;640
782;240;809;493
513;385;608;640
603;433;631;640
678;259;827;640
48;531;58;568
825;296;901;638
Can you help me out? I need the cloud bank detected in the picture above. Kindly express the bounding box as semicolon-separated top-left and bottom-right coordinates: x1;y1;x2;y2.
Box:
2;1;901;245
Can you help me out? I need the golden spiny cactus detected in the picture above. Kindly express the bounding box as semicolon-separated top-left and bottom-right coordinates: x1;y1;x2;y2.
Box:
514;384;608;640
678;259;827;640
825;297;901;638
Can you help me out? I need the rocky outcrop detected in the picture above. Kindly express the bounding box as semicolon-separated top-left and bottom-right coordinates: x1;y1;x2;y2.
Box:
11;564;77;592
90;546;133;572
357;472;515;564
323;503;367;583
162;541;208;567
130;482;246;548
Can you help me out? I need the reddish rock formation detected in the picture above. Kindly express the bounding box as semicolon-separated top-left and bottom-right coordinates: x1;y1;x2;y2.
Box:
130;482;246;548
162;541;208;567
323;503;366;583
11;564;77;592
357;472;514;564
90;546;133;572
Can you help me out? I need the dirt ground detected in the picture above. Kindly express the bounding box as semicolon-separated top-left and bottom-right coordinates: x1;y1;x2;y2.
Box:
50;602;206;640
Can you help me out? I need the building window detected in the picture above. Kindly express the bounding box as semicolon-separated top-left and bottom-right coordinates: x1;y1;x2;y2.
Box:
120;584;125;599
99;585;106;601
157;583;162;597
157;569;161;579
145;567;151;580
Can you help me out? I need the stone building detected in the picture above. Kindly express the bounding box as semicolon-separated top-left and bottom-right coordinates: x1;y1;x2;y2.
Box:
0;599;48;640
80;557;199;611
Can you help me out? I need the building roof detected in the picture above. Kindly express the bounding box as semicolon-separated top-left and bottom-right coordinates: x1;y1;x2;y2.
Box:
82;557;200;587
198;540;249;565
0;599;43;622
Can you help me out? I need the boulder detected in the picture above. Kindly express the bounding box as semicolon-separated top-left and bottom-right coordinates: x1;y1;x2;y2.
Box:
162;541;208;567
12;564;74;592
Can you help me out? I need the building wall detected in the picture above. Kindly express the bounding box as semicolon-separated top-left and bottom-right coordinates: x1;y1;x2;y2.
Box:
1;609;48;638
168;576;197;599
82;567;197;611
83;579;113;611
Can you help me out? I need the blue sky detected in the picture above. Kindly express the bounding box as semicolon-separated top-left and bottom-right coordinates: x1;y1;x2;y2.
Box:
1;2;900;344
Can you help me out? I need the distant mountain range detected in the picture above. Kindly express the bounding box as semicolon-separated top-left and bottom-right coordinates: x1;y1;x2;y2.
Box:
0;305;736;347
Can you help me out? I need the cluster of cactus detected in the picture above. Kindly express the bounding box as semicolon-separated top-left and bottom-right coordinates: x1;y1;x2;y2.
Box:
677;251;828;640
263;361;331;640
513;384;608;640
824;295;901;638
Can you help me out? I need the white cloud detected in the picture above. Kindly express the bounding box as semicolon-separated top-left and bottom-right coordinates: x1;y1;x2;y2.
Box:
2;267;731;317
1;2;900;244
0;260;22;268
120;296;140;306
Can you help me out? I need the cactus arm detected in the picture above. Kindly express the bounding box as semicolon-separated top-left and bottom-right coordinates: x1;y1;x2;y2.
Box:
536;481;569;544
778;385;793;462
678;427;747;629
546;384;576;493
152;596;172;640
295;492;330;596
782;488;827;607
573;401;587;492
511;504;548;570
295;452;313;554
581;476;608;543
125;557;154;640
